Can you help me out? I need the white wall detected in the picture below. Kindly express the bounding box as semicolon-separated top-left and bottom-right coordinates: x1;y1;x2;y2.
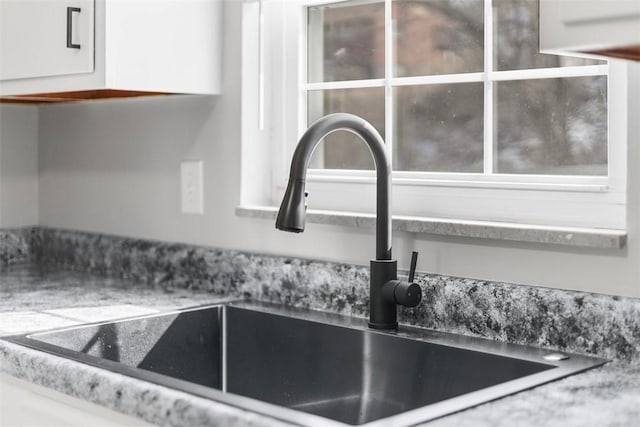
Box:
0;105;39;227
36;1;640;298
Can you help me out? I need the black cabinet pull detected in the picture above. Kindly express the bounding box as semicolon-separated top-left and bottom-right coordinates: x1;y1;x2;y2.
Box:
66;7;81;49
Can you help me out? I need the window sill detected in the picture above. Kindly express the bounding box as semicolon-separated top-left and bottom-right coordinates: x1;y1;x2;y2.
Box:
235;206;627;249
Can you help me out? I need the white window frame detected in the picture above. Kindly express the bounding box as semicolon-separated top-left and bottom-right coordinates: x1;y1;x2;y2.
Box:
256;0;628;230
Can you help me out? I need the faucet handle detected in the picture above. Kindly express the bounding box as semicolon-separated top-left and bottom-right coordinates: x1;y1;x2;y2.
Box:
408;251;418;282
382;279;421;308
396;251;421;308
381;251;422;309
393;281;422;308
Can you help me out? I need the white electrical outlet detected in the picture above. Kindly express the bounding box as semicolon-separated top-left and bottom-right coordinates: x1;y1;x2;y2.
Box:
181;160;204;214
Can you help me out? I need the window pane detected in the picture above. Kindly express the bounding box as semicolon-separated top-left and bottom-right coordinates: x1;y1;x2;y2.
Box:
393;0;484;77
394;84;484;172
494;0;605;71
308;1;384;83
496;77;607;175
308;88;385;170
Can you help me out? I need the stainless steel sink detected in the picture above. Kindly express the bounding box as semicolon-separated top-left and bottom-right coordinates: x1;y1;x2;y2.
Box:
4;302;607;426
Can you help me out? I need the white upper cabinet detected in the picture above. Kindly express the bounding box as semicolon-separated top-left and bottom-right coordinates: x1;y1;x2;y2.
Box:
0;0;222;98
540;0;640;60
0;0;94;81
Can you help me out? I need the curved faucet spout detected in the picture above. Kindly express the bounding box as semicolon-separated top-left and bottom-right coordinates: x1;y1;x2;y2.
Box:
276;113;421;330
275;113;392;260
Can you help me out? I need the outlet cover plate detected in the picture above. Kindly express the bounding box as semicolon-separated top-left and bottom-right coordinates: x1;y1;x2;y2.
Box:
181;160;204;214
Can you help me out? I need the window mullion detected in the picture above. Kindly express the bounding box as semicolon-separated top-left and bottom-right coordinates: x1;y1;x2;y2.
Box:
484;0;494;175
490;65;608;81
304;79;386;91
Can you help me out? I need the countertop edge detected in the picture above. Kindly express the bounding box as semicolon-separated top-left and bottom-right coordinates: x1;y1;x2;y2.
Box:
0;340;295;427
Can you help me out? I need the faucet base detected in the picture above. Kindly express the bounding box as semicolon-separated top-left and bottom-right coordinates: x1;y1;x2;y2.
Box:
368;320;399;330
369;259;398;330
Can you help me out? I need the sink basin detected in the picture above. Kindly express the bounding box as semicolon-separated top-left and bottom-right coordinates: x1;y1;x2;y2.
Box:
4;302;607;426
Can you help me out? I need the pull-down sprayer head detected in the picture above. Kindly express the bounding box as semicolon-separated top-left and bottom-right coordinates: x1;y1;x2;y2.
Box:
275;179;306;233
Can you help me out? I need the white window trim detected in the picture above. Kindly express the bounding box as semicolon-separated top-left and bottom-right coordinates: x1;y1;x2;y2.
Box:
245;0;628;231
235;205;627;249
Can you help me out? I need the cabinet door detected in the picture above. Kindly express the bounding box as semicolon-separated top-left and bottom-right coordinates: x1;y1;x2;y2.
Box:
0;0;94;81
0;374;152;427
540;0;640;54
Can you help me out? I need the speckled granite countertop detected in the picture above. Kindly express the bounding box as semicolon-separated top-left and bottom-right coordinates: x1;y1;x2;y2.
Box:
0;265;295;427
1;264;639;427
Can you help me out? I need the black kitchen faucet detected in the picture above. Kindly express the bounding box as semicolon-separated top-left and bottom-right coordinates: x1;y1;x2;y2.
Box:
275;113;421;329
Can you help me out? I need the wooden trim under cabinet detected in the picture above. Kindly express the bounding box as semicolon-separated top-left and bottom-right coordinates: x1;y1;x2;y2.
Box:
584;45;640;62
0;89;174;104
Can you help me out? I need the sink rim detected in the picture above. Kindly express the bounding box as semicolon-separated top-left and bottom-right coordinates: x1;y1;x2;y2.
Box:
2;301;609;427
